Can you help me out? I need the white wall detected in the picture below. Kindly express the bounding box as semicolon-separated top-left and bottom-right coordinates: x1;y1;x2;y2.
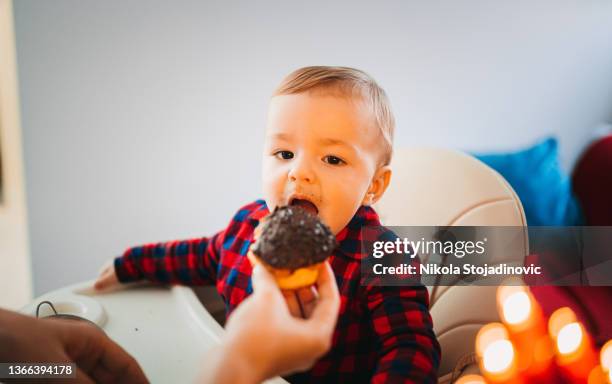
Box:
13;0;612;295
0;0;32;309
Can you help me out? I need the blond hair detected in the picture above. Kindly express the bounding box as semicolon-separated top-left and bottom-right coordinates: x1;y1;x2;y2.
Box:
273;66;395;166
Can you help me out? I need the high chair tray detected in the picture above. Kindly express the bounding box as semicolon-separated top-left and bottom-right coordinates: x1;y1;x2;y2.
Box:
22;281;287;383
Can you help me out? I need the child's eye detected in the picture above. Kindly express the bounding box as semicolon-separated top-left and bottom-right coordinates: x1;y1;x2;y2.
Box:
323;155;345;165
274;150;294;160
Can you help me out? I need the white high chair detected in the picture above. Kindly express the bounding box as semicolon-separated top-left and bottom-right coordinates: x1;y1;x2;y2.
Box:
22;147;527;383
374;147;528;383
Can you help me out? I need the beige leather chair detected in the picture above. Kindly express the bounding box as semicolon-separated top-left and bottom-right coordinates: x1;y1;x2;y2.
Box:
375;148;528;383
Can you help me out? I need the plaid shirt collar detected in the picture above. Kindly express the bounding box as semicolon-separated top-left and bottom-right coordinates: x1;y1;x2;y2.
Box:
249;199;381;260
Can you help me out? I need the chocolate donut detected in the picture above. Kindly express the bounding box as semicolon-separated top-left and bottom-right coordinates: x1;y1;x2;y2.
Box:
252;205;337;270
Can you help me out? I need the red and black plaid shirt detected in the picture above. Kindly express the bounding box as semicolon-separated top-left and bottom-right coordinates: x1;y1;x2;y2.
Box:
115;200;440;383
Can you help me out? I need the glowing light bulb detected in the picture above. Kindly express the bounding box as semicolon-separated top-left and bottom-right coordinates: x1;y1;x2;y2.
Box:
548;308;597;381
455;374;486;384
502;291;531;325
483;339;515;373
601;340;612;372
476;323;509;358
549;307;577;339
557;322;583;355
497;283;537;329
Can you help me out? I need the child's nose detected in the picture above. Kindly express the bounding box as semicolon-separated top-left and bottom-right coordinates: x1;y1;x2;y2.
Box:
288;158;316;184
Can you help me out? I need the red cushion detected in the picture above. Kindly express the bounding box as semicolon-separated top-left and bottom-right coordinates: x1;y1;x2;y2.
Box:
572;135;612;225
531;285;612;347
530;137;612;347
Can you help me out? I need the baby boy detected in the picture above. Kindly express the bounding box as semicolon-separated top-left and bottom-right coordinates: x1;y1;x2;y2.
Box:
95;66;440;383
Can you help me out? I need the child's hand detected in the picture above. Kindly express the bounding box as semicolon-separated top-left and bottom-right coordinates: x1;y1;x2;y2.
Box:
94;260;121;291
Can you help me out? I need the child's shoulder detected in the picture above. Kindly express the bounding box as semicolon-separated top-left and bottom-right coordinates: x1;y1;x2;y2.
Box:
229;199;269;224
219;200;268;250
334;206;398;264
342;205;397;240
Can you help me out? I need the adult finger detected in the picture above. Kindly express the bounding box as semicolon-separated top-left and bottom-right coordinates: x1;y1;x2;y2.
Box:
296;286;318;318
73;366;96;384
283;290;305;318
57;322;148;384
307;263;340;331
296;286;318;305
250;264;279;295
91;333;148;384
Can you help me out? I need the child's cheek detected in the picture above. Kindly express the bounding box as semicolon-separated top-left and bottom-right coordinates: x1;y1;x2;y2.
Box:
262;170;287;209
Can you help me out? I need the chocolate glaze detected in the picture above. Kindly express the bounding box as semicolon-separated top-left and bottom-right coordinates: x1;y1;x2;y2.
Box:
252;205;337;269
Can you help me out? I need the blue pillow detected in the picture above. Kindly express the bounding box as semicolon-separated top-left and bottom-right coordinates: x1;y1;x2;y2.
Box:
473;137;583;226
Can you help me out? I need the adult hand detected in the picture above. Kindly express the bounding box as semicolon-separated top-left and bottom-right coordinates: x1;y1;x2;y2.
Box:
283;284;319;319
0;309;148;384
203;262;340;384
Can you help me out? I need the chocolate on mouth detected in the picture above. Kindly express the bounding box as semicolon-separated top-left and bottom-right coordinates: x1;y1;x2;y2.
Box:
289;198;319;215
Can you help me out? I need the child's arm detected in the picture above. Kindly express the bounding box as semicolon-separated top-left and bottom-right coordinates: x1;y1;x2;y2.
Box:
95;232;224;290
94;200;268;290
366;285;441;384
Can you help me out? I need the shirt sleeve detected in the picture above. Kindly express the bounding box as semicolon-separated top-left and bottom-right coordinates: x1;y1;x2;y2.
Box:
114;230;224;286
366;284;441;384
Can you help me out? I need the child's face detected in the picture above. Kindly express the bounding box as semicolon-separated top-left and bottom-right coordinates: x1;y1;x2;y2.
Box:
262;93;390;235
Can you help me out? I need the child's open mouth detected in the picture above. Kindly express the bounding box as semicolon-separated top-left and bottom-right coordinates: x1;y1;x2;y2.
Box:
289;198;319;215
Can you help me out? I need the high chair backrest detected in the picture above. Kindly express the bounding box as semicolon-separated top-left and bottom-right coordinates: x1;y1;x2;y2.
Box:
374;147;528;383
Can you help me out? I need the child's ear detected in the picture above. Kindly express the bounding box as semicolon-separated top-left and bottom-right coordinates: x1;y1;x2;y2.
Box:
363;166;392;206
